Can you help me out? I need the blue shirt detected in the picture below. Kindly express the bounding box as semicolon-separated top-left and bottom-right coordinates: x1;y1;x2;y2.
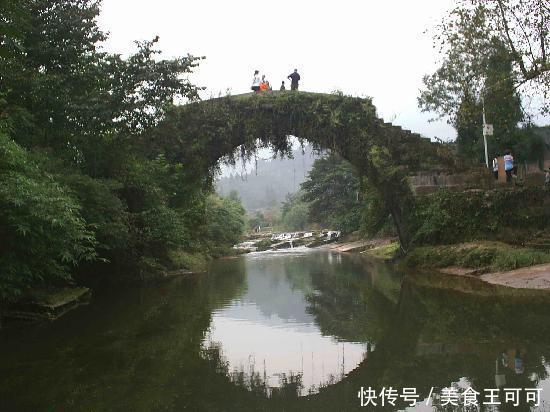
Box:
504;154;514;171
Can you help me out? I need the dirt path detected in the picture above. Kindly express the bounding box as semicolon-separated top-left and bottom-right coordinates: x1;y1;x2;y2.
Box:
480;263;550;289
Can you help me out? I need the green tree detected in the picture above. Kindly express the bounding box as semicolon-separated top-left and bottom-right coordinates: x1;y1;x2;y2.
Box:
455;91;483;159
204;195;245;256
419;1;548;116
281;192;310;231
301;154;362;234
0;0;213;292
0;0;202;169
419;3;545;162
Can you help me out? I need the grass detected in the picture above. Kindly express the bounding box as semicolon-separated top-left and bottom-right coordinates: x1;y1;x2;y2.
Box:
167;250;211;273
404;241;550;272
255;238;276;251
363;242;400;260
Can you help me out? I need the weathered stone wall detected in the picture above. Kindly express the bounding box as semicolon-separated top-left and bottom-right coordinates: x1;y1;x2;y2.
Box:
409;167;494;195
410;163;548;195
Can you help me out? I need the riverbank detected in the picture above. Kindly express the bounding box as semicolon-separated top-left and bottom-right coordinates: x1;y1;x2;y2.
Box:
324;237;550;291
404;241;550;290
481;263;550;289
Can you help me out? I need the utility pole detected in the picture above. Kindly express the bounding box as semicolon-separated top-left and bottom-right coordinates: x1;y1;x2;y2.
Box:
481;95;493;168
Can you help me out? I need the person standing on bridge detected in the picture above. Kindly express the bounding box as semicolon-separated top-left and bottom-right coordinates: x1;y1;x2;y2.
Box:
251;70;261;93
260;75;269;92
288;69;300;91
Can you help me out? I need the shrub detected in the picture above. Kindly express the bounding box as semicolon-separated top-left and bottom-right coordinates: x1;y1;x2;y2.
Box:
405;242;550;271
203;195;245;256
410;187;549;245
0;134;96;301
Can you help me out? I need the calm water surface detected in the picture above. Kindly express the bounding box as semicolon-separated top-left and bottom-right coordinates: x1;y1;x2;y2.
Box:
2;248;550;411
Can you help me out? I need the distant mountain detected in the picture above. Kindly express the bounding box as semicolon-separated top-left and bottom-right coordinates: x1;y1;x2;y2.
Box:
216;146;318;211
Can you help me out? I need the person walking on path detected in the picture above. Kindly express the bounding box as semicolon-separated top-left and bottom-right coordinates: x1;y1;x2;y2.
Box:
288;69;300;91
251;70;261;93
503;149;514;182
280;81;286;91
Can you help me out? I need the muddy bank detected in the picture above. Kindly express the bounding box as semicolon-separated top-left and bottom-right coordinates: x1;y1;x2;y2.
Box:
480;263;550;289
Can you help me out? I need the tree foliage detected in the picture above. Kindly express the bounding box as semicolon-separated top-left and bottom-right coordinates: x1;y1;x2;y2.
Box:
281;191;310;231
419;0;548;162
419;0;548;120
203;195;245;256
0;133;96;301
0;0;242;302
301;154;362;233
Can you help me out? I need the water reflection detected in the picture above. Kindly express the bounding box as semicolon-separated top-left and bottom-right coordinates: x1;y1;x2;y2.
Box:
1;251;550;411
203;250;368;394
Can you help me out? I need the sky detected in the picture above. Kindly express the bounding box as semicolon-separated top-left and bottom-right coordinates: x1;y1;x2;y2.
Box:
97;0;459;141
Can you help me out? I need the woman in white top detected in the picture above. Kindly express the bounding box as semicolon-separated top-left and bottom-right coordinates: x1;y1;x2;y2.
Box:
251;70;261;92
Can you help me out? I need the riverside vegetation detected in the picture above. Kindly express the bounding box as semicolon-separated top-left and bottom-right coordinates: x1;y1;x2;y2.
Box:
405;187;550;271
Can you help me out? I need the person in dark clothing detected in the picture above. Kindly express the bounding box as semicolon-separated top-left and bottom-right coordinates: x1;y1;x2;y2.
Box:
288;69;300;91
280;81;286;91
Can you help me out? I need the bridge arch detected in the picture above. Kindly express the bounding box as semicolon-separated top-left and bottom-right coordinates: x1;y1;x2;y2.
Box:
152;92;453;249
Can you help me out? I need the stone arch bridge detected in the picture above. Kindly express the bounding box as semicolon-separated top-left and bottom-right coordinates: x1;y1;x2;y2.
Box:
151;91;456;249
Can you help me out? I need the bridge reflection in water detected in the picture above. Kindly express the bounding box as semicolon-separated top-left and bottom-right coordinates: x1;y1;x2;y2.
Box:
1;249;550;411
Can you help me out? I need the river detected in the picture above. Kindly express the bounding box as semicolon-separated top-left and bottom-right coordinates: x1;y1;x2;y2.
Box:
1;248;550;411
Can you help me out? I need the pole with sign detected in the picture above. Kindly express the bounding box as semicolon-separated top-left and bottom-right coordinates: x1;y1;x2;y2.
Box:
482;96;493;168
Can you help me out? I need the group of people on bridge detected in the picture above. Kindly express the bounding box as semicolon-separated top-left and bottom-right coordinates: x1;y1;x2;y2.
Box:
251;69;301;93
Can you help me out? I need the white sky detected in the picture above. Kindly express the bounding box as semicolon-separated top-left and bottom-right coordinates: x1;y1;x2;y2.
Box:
97;0;461;141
